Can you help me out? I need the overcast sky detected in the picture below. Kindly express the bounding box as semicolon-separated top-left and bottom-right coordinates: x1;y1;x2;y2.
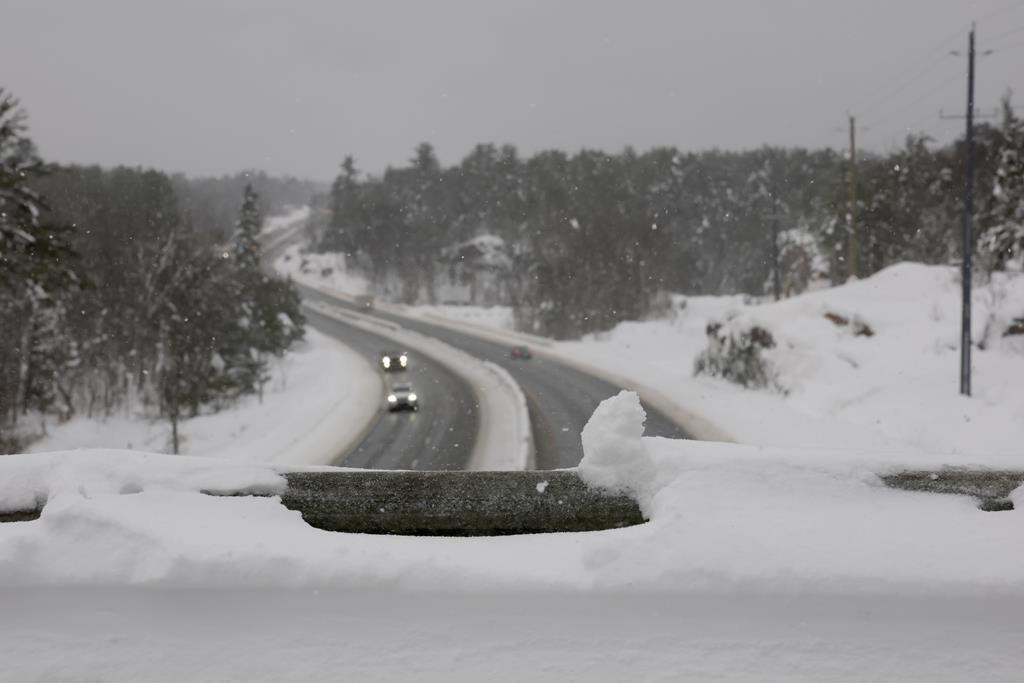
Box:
2;0;1023;180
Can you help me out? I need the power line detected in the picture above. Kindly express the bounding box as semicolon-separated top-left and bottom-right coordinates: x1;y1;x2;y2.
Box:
850;29;963;116
856;51;955;119
979;0;1024;22
862;70;963;131
987;24;1024;44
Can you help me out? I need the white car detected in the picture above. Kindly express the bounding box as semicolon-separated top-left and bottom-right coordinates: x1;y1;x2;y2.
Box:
386;383;419;412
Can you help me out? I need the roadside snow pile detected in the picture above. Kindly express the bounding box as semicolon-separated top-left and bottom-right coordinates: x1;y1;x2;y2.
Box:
262;205;310;235
28;329;381;467
579;392;657;509
2;439;1023;594
559;263;1024;457
411;303;515;332
275;243;371;296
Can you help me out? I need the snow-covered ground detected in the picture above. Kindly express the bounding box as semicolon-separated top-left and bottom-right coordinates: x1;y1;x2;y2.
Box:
3;394;1023;679
261;204;310;236
557;264;1024;457
28;329;382;467
276;243;372;296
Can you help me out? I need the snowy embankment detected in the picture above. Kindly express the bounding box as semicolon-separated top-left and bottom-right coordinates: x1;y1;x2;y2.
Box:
557;264;1024;457
28;328;382;467
5;392;1021;593
2;393;1023;679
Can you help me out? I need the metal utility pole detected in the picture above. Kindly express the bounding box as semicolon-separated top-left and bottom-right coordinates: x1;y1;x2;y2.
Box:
847;114;860;280
960;24;976;397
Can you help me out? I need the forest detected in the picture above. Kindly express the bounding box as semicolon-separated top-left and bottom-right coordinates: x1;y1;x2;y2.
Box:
0;89;313;452
315;97;1023;339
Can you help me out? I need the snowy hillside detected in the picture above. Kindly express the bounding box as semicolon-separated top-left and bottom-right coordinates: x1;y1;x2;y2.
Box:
559;263;1024;456
26;330;380;467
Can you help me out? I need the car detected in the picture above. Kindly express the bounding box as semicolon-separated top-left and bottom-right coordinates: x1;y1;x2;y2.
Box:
509;345;532;360
386;383;419;411
380;350;408;371
354;294;374;310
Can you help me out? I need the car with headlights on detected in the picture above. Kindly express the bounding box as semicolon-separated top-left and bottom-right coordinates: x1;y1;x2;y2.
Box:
386;383;419;412
380;350;408;371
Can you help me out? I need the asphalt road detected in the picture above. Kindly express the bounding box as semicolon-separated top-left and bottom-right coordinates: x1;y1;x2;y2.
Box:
263;230;478;471
299;285;691;469
303;306;479;470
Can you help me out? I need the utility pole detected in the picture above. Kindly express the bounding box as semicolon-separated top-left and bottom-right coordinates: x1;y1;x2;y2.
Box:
847;114;859;280
771;214;782;301
961;24;976;397
942;25;995;397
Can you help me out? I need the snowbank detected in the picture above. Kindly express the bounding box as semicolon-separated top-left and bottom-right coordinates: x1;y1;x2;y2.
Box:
261;205;310;236
3;437;1023;592
5;418;1024;678
560;264;1024;457
28;329;382;467
276;243;371;296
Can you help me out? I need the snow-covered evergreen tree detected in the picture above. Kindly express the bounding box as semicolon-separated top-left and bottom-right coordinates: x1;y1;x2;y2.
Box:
980;97;1024;272
233;183;262;273
0;89;77;448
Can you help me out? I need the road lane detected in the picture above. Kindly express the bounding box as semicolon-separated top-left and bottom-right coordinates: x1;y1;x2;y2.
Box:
299;286;690;469
302;307;478;470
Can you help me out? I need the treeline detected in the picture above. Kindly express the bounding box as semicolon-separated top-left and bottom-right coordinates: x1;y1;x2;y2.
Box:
317;99;1022;339
173;171;324;240
0;89;306;453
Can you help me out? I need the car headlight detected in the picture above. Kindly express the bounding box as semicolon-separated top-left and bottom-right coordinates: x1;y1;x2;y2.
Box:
408;393;417;402
382;357;391;368
387;394;397;403
399;355;408;367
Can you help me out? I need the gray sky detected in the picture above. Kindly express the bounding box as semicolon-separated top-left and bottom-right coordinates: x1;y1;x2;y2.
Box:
2;0;1023;180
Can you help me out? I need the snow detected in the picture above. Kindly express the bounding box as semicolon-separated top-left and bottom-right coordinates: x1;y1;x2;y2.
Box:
27;328;382;467
261;205;310;236
2;439;1024;677
411;303;515;331
2;440;1023;591
578;391;657;510
275;243;371;296
5;588;1022;682
6;411;1024;678
557;263;1024;457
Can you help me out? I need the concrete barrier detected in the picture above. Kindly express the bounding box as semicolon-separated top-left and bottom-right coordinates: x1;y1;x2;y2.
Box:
882;469;1023;511
280;470;645;535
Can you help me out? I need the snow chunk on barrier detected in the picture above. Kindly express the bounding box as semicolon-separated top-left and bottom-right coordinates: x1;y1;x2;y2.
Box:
579;391;657;509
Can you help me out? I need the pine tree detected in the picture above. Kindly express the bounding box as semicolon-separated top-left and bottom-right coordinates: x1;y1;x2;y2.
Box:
228;184;304;401
980;97;1024;272
0;89;77;447
233;183;262;272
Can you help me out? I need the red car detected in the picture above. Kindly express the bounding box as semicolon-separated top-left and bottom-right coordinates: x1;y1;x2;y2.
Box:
509;345;532;360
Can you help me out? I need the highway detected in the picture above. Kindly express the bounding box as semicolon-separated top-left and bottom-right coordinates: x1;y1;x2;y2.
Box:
303;307;478;470
298;285;690;469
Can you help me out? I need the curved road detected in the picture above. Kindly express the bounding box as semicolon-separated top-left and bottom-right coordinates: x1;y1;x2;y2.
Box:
304;307;478;470
298;285;690;470
264;231;479;471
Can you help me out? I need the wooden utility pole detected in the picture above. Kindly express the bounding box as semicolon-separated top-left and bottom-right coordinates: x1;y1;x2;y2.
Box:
771;214;782;301
847;114;860;280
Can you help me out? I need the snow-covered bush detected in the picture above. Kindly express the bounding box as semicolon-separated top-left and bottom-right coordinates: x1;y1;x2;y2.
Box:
693;319;779;390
